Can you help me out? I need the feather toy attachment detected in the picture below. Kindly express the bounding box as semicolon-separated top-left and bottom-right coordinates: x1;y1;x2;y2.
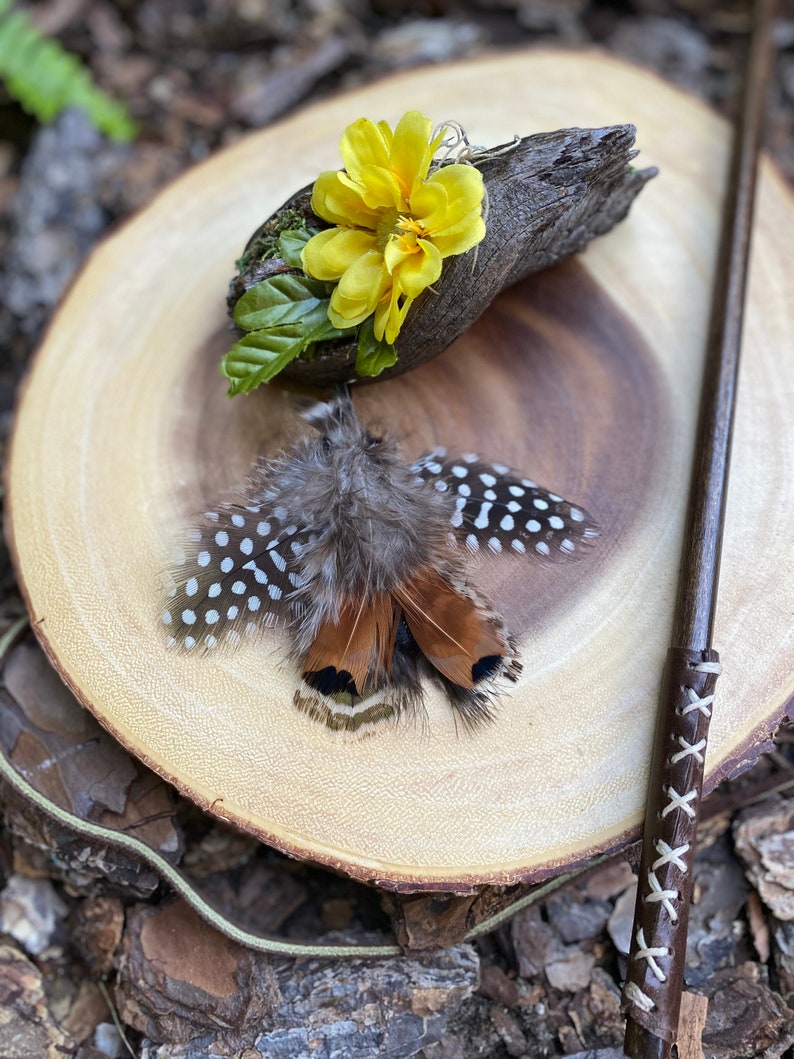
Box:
163;390;597;734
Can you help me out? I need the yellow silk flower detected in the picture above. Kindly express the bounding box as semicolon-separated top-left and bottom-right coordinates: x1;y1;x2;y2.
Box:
301;111;486;344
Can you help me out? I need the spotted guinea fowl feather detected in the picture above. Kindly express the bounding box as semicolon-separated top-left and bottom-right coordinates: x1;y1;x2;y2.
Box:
164;388;596;733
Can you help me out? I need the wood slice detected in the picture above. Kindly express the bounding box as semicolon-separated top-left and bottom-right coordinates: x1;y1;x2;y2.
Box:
6;50;794;889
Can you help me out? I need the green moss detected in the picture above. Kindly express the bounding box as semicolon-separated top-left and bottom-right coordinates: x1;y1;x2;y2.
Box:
235;209;314;273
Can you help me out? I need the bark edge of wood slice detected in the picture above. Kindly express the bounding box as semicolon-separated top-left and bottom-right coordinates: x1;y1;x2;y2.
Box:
6;49;794;890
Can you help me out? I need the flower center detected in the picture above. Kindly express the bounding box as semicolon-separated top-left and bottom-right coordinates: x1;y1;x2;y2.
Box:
376;210;426;251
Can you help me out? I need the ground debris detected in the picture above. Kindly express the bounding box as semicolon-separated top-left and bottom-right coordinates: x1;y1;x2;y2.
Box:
700;963;794;1059
133;942;479;1059
115;899;280;1048
0;873;69;956
0;943;77;1058
686;834;753;987
0;636;182;897
734;797;794;920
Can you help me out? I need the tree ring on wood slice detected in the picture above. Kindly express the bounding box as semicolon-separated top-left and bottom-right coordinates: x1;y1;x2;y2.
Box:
6;50;794;890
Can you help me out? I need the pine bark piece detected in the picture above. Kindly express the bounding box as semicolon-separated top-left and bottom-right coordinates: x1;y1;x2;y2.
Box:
684;835;751;986
388;891;481;951
771;918;794;997
5;50;794;889
0;943;77;1059
233;125;655;385
118;900;478;1058
0;636;182;897
182;857;309;935
71;896;125;978
570;969;625;1050
262;944;479;1057
490;1006;530;1057
700;963;794;1058
734;801;794;920
115;900;280;1047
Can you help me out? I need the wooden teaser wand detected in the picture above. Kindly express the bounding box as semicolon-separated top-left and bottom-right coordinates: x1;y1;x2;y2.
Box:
622;1;777;1055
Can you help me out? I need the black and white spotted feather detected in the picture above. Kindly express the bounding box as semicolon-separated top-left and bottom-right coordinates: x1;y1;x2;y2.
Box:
164;388;597;734
411;451;596;560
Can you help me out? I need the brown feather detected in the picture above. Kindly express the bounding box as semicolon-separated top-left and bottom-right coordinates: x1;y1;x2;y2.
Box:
302;593;398;696
394;569;507;689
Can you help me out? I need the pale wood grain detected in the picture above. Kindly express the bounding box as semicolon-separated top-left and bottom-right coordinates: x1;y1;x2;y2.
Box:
6;50;794;887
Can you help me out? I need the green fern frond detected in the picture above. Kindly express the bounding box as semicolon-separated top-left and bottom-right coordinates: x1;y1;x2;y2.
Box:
0;0;137;141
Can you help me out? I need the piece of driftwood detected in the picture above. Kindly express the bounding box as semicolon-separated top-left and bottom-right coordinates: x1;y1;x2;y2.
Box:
230;125;655;384
5;50;794;890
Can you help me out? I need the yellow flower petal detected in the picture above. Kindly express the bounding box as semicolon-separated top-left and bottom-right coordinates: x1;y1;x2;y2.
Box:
311;171;380;228
305;112;486;348
382;233;411;275
301;228;378;281
431;214;486;257
374;284;413;344
412;164;484;232
407;179;447;225
389;111;439;195
393;238;442;298
354;164;404;212
327;250;390;327
339;118;392;184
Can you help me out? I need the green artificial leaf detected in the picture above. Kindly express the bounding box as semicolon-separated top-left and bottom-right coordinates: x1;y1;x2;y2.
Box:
301;303;356;347
221;307;357;394
278;228;314;268
224;267;363;392
233;273;330;332
220;326;305;395
355;318;398;378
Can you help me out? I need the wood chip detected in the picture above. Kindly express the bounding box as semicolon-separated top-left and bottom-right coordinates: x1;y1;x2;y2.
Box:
545;949;597;992
478;964;520;1008
584;859;636;901
60;980;111;1044
490;1005;528;1057
677;991;708;1059
746;889;771;964
71;895;125;978
607;880;637;956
